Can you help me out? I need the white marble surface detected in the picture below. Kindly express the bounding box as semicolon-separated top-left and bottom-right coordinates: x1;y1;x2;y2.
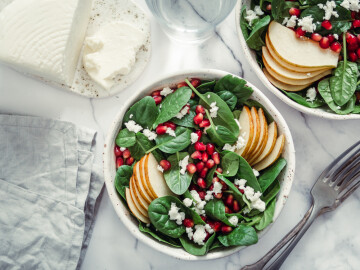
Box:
1;1;360;269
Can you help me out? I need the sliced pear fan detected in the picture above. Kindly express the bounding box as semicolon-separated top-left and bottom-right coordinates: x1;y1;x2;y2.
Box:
244;107;260;160
263;68;313;91
248;108;268;163
236;106;254;157
126;188;150;224
133;158;153;203
254;134;286;171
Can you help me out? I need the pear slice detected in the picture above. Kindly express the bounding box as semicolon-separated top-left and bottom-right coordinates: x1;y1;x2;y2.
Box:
263;68;313;91
254;134;285;171
244;107;260;160
248;108;268;163
125;188;150;223
265;35;331;73
129;181;148;217
130;176;149;212
251;121;278;165
144;153;174;197
268;21;339;68
134;157;155;203
262;46;330;80
236;106;254;157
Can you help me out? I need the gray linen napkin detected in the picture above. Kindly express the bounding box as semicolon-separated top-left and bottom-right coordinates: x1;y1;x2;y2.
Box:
0;115;103;270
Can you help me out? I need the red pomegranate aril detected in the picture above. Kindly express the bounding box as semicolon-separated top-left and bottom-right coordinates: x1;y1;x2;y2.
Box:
221;225;233;234
206;143;215;155
163;121;176;130
220;180;228;190
319;37;330;49
198;190;206;200
114;146;123;157
197;178;207;189
215;167;223;174
183;218;194;228
191;78;201;88
191;150;202;160
153;96;162;105
225;206;231;214
202;152;209;162
311;33;322;42
239;188;245;194
177;82;187;88
193;113;204;125
356;92;360;103
321;20;332;30
327;34;335;43
352;11;357;19
195;130;202;141
196;161;205;172
123;149;131;159
194;141;206;151
187;163;197;174
190;91;196;99
189;184;198;191
156;125;167;135
233;200;240;212
195;105;205;114
214;192;223;199
289;7;301;17
159;160;171;171
330;42;342;53
349;52;358;62
116;157;124;168
199;119;210;128
266;4;271;11
353;20;360;28
212;176;220;183
212;152;220;164
200;167;208;178
347;42;358;52
356;48;360;58
346;32;357;45
126;157;134;166
225;194;234;207
206;159;215;169
151;90;161;97
295;27;305;38
200;216;207;222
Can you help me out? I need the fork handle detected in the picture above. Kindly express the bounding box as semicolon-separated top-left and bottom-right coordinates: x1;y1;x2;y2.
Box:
241;204;317;270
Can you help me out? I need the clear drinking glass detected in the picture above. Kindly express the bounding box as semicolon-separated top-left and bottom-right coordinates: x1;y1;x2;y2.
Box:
145;0;237;43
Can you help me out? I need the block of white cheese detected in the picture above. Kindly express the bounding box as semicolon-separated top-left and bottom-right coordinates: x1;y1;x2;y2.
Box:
83;22;147;90
0;0;93;86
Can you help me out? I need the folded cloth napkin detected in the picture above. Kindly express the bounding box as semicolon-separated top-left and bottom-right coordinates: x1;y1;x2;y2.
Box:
0;115;103;270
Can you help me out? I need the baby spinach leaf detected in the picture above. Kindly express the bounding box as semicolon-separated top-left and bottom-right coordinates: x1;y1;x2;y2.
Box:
218;175;251;209
255;198;276;231
236;156;261;192
171;110;197;128
220;151;240;177
262;180;281;204
281;90;326;108
205;199;237;227
214;75;253;104
232;110;241;119
152;127;192;154
330;61;358;106
153;87;192;128
206;124;238;147
258;158;287;193
271;0;286;21
164;152;193;195
218;225;258;247
179;233;216;256
115;128;136;148
206;166;217;187
246;15;271;51
353;105;360;113
128;132;156;161
217;91;237;111
209;239;224;251
114;165;133;200
196;80;216;94
243;99;274;123
240;6;250;40
123;96;159;129
139;222;182;247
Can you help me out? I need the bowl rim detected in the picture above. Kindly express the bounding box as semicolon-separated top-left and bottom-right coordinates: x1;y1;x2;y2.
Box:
103;68;296;260
235;0;360;120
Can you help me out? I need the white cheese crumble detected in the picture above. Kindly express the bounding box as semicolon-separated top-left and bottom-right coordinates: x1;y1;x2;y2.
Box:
193;225;207;246
205;190;214;201
207;94;210;98
129;114;133;119
168;202;185;225
176;105;189;119
209;102;219;118
205;224;214;234
190;132;199;144
222;135;246;152
254;5;264;15
183;198;193;207
157;165;164;173
186;227;194;240
235;179;265;212
306;87;317;102
190;190;206;216
120;147;126;151
282;15;297;28
213;181;223;195
166;127;176;137
297;16;316;32
245;10;259;26
143;128;157;141
318;1;338;20
190;190;202;203
341;0;360;11
234;179;247;189
160;87;173;97
125;120;143;133
334;34;339;39
179;155;190;175
252;169;260;177
228;216;239;226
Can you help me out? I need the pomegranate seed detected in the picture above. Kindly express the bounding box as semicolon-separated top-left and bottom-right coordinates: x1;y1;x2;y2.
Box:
194;142;206;151
330;42;342;53
212;176;220;183
199;119;210;128
206;159;215;169
352;11;357;19
196;161;205;172
116;157;124;168
163;121;176;130
209;184;214;191
239;188;244;194
221;225;233;234
200;216;207;222
349;52;358;62
346;32;357;45
153;96;162;105
190;92;196;99
220;180;228;190
211;221;222;232
195;130;202;141
212;152;220;164
214;192;223;199
177;82;187;88
204;232;211;241
200;167;208;178
225;206;231;214
195;105;205;114
187;163;197;174
319;37;330;49
356;92;360;103
206;143;215;155
353;20;360;28
156;125;167;135
356;48;360;58
348;42;359;52
202;152;209;162
123;149;131;159
266;4;271;11
215;168;223;174
191;151;202;160
289;7;301;17
193;113;204;125
198;190;206;200
126;157;134;166
327;34;335;43
225;194;234;207
295;27;305;38
232;200;240;212
114;146;123;157
191;78;201;88
159;160;171;171
311;33;322;42
189;184;198;191
321;20;332;30
183;218;194;228
197;178;207;189
151;90;161;97
357;34;360;44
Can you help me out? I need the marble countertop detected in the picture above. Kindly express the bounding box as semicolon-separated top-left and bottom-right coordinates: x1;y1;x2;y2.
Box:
1;1;360;269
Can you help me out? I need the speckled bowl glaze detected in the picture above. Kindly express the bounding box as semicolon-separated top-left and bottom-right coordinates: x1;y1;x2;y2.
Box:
235;0;360;120
103;69;296;260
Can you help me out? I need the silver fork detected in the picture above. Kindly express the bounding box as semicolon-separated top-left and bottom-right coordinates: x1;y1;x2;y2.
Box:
242;140;360;270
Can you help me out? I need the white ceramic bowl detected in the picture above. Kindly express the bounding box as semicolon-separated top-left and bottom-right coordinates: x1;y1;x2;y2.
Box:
103;69;296;260
235;0;360;120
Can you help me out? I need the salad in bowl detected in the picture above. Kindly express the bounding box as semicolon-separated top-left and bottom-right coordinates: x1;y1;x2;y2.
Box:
104;70;295;259
237;0;360;118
